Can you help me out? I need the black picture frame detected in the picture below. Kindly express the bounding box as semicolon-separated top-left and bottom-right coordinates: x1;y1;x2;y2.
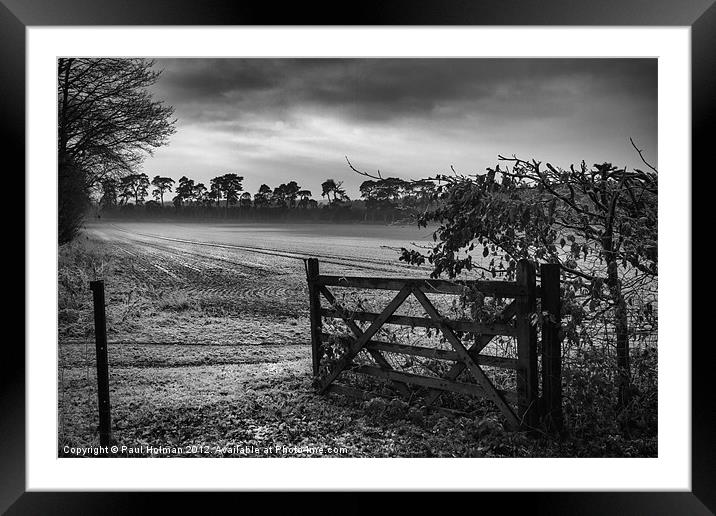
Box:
7;0;711;513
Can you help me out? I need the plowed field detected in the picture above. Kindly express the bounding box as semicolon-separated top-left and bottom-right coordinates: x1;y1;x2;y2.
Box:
59;222;519;458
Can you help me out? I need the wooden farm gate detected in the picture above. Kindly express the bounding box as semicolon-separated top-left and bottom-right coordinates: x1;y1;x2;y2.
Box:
305;258;563;431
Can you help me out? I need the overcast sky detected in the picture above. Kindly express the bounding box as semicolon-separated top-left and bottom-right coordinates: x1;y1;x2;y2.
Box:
144;58;657;199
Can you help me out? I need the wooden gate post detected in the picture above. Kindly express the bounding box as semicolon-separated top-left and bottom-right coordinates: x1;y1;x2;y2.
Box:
516;260;538;428
306;258;322;376
540;263;563;433
89;280;112;449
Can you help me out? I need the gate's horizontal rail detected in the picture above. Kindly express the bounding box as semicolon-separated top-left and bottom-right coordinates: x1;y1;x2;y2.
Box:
320;308;518;336
364;341;519;369
353;365;518;404
366;340;458;361
319;334;519;368
316;275;531;298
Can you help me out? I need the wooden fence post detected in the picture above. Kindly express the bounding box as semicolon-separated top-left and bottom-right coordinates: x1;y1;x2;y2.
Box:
540;263;563;433
306;258;322;377
89;280;112;449
516;260;538;428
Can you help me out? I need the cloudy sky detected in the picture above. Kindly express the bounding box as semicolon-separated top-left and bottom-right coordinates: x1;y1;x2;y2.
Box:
144;58;657;199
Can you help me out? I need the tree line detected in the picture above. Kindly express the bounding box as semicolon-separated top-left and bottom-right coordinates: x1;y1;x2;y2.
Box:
96;172;438;223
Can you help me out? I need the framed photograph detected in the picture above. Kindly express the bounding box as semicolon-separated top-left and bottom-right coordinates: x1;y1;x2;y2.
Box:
10;0;711;512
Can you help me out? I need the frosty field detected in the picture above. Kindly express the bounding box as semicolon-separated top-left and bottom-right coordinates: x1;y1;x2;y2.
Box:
60;221;512;458
57;221;656;458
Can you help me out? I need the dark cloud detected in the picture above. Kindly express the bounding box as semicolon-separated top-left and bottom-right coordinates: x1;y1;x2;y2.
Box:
144;58;657;199
153;58;657;123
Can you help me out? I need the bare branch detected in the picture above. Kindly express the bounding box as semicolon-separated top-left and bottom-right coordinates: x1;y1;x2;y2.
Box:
629;137;658;174
345;156;383;180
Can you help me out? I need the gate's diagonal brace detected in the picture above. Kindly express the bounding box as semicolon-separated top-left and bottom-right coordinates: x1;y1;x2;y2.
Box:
318;285;413;393
318;286;391;365
318;286;411;398
412;288;520;429
423;301;517;407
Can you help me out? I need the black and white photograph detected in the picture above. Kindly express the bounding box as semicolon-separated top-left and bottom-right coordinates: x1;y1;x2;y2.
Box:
55;56;660;460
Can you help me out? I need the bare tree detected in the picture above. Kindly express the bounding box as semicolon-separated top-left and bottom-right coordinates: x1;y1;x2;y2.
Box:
57;58;175;242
